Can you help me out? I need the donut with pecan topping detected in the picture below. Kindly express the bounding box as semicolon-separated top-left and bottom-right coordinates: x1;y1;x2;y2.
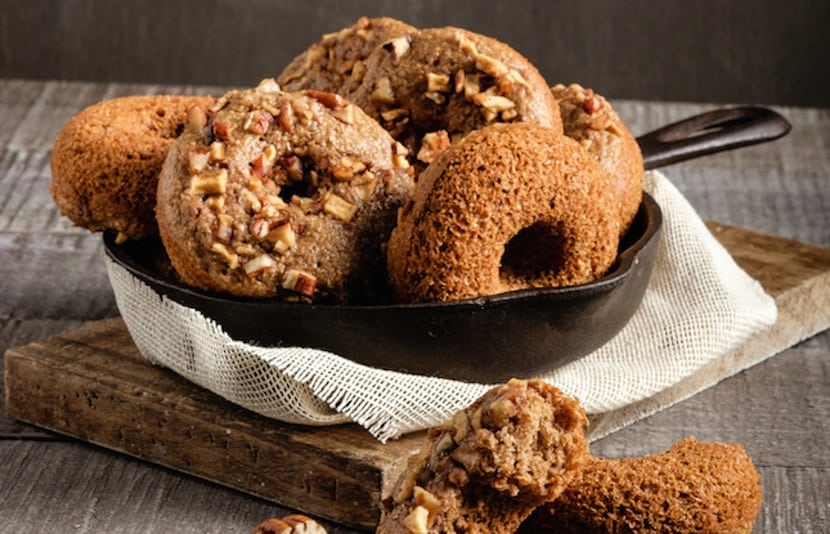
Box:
342;26;562;171
553;83;644;235
277;16;416;94
155;80;414;303
378;378;589;534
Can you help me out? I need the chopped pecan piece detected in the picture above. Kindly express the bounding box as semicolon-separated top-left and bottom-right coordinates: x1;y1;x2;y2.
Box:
426;72;452;93
265;222;297;254
402;506;429;534
243;254;277;278
330;156;366;181
306;90;349;109
383;35;412;62
416;130;450;164
186;105;208;136
371;76;396;104
244;110;273;135
209;141;225;162
189;169;228;196
188;147;211;173
282;269;317;297
212;121;231;141
210;242;238;269
322;193;358;221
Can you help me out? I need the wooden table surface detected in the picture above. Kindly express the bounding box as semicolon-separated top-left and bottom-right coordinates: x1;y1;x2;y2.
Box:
0;79;827;533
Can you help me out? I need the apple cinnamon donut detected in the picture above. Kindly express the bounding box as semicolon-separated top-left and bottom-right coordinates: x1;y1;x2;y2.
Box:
277;16;416;94
386;123;620;303
156;80;414;303
552;83;643;234
50;94;214;240
343;26;562;170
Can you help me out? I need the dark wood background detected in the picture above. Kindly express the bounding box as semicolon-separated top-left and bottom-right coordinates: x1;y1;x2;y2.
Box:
1;0;827;106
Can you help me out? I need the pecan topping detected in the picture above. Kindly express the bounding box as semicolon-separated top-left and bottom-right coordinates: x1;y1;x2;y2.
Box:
243;254;277;278
426;72;451;93
189;169;228;196
322;193;358;221
383;35;412;62
330;156;366;181
416;130;451;164
188;147;211;173
306;90;349;109
371;76;396;104
185;105;208;136
282;269;317;297
212;121;230;141
244;110;273;135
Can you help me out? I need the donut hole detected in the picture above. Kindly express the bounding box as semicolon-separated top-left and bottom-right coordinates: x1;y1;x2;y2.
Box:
278;180;312;204
500;222;566;284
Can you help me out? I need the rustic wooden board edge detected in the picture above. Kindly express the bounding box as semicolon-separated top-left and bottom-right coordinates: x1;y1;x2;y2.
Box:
589;226;830;438
3;319;425;530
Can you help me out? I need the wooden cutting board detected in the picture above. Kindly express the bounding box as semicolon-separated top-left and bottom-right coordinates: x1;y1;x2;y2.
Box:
5;222;830;530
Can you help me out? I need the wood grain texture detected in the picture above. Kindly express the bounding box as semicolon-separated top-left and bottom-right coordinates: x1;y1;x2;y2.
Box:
5;224;828;530
588;222;830;439
4;317;425;530
0;440;357;534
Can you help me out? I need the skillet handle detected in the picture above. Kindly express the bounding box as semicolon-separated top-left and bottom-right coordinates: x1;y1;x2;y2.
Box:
636;106;791;170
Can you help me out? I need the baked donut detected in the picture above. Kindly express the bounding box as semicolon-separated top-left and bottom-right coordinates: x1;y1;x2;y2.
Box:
155;80;414;303
50;94;214;240
552;83;643;234
277;16;416;94
378;379;589;534
520;437;763;533
343;26;562;170
386;122;619;303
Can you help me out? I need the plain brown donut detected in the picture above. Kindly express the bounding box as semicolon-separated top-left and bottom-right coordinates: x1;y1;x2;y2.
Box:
521;437;762;533
50;94;214;240
552;83;643;235
386;123;620;303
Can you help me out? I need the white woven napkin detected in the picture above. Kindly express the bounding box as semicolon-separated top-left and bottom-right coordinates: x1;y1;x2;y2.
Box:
106;171;777;442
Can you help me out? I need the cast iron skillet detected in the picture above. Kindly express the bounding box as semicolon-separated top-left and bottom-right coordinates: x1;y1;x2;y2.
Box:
105;106;790;383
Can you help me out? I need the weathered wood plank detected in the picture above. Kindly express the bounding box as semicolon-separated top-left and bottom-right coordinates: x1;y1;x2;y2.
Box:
0;440;356;534
587;222;830;439
4;317;424;530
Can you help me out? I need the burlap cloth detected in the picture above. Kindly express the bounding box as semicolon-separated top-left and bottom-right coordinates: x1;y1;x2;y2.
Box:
106;171;777;442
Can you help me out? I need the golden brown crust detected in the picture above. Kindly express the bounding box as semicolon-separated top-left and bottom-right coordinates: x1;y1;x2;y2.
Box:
344;26;562;171
50;94;213;240
156;81;414;303
386;122;619;303
552;83;643;235
277;16;416;94
378;379;589;534
521;437;763;533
